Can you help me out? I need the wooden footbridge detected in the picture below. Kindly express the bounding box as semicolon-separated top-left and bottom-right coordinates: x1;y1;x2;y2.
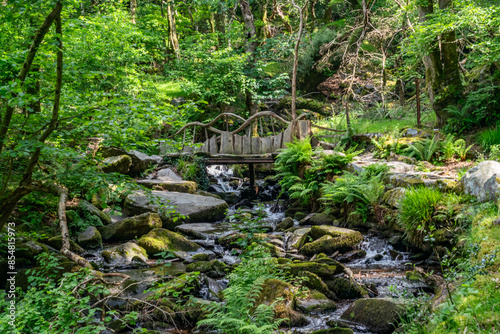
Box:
162;111;344;187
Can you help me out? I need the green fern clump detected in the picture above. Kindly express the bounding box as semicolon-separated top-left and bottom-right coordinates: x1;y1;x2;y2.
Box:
478;128;500;150
405;136;440;162
454;139;473;161
398;187;443;247
320;164;389;224
197;246;284;334
371;128;402;160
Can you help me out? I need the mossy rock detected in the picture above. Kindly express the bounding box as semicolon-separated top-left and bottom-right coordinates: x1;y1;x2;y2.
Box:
405;271;424;282
45;236;85;255
300;226;363;255
296;291;337;313
77;226;102;249
294;211;308;221
278;97;329;116
147;273;201;301
301;271;337;300
100;212;162;242
186;260;228;278
309;328;354;334
310;213;336;225
218;233;275;249
15;239;49;266
256;278;309;327
191;253;212;262
102;242;148;265
136;179;198;194
324;277;368;299
288;228;311;251
102;155;132;174
340;298;405;334
138;228;201;257
278;261;339;278
382;187;406;208
276;217;294;231
78;200;112;225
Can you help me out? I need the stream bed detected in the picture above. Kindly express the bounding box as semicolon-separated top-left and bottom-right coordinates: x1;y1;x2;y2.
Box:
86;165;433;334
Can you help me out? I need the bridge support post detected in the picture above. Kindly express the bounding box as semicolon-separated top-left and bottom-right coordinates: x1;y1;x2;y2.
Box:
249;163;255;189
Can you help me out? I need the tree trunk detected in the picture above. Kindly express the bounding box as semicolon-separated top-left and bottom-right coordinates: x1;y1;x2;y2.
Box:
130;0;137;24
419;0;462;127
291;0;309;121
239;0;259;135
0;4;64;231
274;1;293;33
166;2;180;58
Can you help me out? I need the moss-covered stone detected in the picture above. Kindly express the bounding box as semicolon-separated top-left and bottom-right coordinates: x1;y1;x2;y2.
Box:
186;260;228;278
382;187;406;208
300;225;363;255
310;213;336;226
324;277;368;299
309;328;354;334
276;217;294;231
278;261;340;278
136;179;198;194
102;242;148;264
192;253;212;261
296;291;337;313
138;228;201;257
405;271;424;282
78;200;112;225
77;226;102;249
256;278;309;327
301;271;337;300
102;155;132;174
294;211;308;221
45;236;85;255
340;298;405;334
100;212;162;242
288;228;311;251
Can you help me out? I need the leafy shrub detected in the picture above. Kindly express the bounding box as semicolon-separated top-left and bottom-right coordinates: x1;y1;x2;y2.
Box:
440;134;457;161
197;245;284;333
489;144;500;160
0;253;118;334
398;187;443;246
454;139;473;161
371;128;403;160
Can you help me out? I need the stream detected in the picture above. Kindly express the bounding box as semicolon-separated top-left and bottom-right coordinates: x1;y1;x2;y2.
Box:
86;165;432;334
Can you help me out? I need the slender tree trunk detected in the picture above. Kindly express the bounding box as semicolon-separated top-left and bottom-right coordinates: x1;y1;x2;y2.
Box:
239;0;259;136
274;1;292;33
166;2;180;58
259;0;271;39
0;2;63;156
0;4;64;231
130;0;137;24
291;0;309;121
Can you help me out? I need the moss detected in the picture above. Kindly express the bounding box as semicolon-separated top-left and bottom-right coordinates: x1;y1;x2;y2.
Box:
278;262;337;278
310;213;335;225
324;277;368;299
340;298;405;333
301;271;337;300
300;226;363;255
186;260;228;278
192;253;211;261
138;228;201;256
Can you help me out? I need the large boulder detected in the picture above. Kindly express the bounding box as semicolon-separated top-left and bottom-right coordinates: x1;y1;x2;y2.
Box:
100;213;162;242
296;291;337;314
299;226;363;255
186;260;228;278
102;155;132;174
288;228;311;251
136;179;197;193
340;298;405;333
462;161;500;202
77;226;102;249
124;191;228;229
137;228;202;259
156;168;183;181
102;242;148;265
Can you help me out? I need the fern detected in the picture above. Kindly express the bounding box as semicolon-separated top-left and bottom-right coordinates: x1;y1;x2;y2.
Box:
454;139;473;161
405;136;440;162
197;246;285;334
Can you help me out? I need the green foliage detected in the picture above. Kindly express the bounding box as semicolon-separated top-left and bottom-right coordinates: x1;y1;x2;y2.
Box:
398;187;443;247
489;144;500;160
275;138;360;209
197;245;284;334
167;155;209;190
320;164;389;223
228;205;269;249
439;134;473;161
405;136;440;162
478;127;500;151
371;128;403;160
67;210;103;233
0;253;121;334
454;139;473;161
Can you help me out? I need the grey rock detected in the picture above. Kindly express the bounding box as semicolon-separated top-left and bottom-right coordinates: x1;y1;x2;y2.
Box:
124;191;228;229
102;155;132;174
156;168;183;181
102;242;148;265
462;161;500;202
77;226;102;249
